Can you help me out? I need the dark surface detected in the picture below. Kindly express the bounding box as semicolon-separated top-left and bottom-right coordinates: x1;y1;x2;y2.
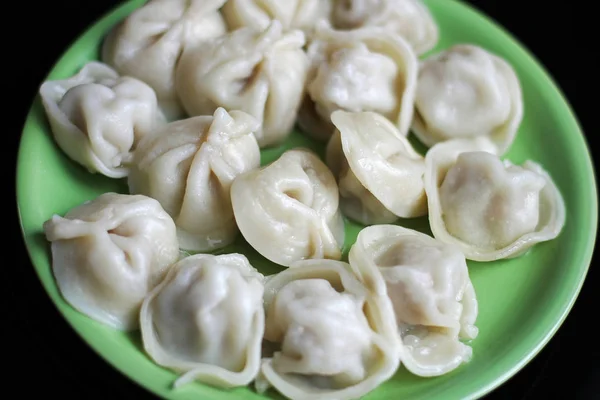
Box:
6;1;597;399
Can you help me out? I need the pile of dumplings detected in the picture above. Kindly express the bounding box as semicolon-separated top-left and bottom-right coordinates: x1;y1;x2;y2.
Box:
39;0;566;399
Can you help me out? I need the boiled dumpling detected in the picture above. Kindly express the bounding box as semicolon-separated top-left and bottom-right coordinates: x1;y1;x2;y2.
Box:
42;193;180;331
424;138;566;261
326;110;427;224
331;0;438;55
128;108;261;252
39;62;162;178
413;45;523;154
348;224;478;377
298;23;418;141
230;148;344;267
257;259;400;400
175;21;309;148
102;0;227;119
140;253;264;388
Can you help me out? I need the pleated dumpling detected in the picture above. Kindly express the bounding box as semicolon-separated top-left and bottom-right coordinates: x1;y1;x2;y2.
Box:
128;108;261;252
424;138;566;261
42;193;180;331
348;224;479;377
326;110;427;224
257;259;400;400
331;0;438;55
140;253;265;388
102;0;228;119
413;44;523;154
175;21;309;148
39;62;162;178
298;22;418;141
230;148;345;267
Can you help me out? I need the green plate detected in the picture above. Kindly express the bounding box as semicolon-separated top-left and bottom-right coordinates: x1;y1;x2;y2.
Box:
16;0;597;399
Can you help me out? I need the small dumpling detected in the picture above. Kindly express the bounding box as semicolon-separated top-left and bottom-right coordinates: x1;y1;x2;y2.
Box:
326;110;427;224
102;0;227;119
39;62;162;178
331;0;438;55
230;148;344;267
412;45;523;154
348;224;478;377
175;21;309;148
298;23;418;141
257;259;400;400
424;138;566;261
128;108;261;252
140;253;264;388
42;193;180;331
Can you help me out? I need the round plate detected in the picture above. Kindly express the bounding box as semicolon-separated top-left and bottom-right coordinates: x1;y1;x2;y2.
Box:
16;0;597;399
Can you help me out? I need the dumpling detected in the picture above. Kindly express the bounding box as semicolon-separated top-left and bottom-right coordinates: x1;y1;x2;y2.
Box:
424;138;566;261
298;23;418;141
330;0;438;55
42;193;180;331
128;108;261;252
102;0;227;119
175;21;309;148
230;148;344;267
348;224;478;377
326;110;427;225
257;259;400;400
412;45;523;154
39;62;162;178
140;253;264;388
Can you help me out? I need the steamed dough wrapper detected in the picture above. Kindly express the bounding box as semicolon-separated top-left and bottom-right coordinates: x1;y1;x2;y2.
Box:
42;193;180;331
140;254;265;389
331;0;439;55
298;23;418;141
102;0;228;119
326;110;427;225
348;224;478;377
413;45;523;154
128;108;261;252
258;259;401;400
39;62;162;178
230;149;344;267
424;138;566;261
175;21;309;148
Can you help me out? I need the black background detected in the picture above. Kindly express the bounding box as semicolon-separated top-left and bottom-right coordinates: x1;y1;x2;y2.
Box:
6;1;598;399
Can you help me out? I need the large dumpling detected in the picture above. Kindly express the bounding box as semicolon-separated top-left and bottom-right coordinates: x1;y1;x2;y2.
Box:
424;138;566;261
348;224;478;377
42;193;180;331
230;148;345;267
412;44;523;154
128;108;261;252
175;21;309;148
330;0;438;55
140;253;264;388
298;23;418;141
257;259;400;400
39;62;162;178
102;0;227;119
326;110;427;224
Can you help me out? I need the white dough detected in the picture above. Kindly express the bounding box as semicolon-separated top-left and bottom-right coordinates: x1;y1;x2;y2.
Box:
230;148;344;267
348;224;478;377
128;108;261;252
43;193;180;331
39;62;162;178
102;0;227;119
413;44;523;154
424;138;566;261
140;253;265;388
326;110;427;224
175;21;309;148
